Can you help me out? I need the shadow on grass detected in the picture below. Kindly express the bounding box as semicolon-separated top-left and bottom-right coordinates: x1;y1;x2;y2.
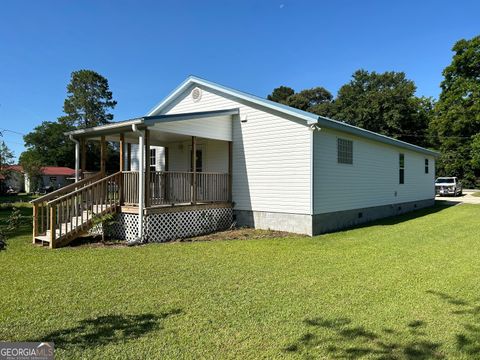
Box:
285;316;444;359
428;290;480;356
35;309;182;349
340;202;458;234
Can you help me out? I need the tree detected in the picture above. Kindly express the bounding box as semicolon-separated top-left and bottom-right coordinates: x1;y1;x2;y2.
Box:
0;141;14;169
19;150;43;192
267;86;334;114
266;71;432;147
0;207;22;251
267;86;295;104
0;141;15;193
429;35;480;185
331;70;432;146
58;70;117;128
22;121;75;168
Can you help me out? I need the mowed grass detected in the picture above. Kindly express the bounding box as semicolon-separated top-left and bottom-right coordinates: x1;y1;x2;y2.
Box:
1;204;480;359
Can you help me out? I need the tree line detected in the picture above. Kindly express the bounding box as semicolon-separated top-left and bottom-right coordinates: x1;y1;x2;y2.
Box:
267;35;480;186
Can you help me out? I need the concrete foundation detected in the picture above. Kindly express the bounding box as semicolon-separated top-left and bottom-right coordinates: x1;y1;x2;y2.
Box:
234;198;435;236
312;198;435;235
234;210;312;235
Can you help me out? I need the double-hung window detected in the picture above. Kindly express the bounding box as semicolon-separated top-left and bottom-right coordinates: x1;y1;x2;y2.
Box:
399;154;405;184
337;138;353;164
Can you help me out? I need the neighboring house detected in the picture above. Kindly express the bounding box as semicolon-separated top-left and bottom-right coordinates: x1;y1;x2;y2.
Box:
1;165;76;193
31;76;438;248
25;166;76;193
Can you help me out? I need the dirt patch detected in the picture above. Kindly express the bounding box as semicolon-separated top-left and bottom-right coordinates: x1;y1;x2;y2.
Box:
180;227;303;242
69;228;301;248
69;236;128;248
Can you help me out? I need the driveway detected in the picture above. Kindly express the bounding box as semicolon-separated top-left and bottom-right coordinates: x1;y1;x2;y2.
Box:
436;189;480;205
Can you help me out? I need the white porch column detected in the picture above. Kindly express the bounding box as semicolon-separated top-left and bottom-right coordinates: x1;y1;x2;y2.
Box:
70;135;80;183
133;125;145;241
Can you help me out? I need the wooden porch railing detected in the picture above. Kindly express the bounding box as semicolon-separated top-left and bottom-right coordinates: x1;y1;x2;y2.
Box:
33;172;122;247
122;171;229;206
31;172;103;240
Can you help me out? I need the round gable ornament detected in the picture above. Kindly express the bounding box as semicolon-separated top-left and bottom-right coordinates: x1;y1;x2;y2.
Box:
191;87;202;102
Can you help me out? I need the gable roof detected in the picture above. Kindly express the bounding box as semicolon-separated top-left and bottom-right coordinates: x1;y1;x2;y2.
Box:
148;76;439;157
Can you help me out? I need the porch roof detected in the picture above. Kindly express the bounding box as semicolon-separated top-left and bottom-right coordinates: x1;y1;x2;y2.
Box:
64;108;238;144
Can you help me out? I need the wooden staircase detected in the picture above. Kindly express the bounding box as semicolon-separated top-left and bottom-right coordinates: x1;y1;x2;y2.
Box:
32;172;122;248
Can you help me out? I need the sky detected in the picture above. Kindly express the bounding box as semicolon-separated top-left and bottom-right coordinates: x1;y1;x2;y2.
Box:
0;0;479;161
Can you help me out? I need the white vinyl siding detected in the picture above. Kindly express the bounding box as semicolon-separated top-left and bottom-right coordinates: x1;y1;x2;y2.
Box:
313;128;435;214
129;145;165;172
167;139;228;173
155;85;312;215
149;116;232;142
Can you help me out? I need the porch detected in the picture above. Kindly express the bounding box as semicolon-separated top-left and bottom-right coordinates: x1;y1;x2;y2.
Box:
31;109;237;248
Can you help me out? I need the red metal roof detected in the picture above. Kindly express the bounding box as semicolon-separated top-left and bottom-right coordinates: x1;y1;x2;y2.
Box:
1;165;76;176
40;167;76;176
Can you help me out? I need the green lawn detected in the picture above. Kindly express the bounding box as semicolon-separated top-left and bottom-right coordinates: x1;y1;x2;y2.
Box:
1;204;480;359
0;193;37;209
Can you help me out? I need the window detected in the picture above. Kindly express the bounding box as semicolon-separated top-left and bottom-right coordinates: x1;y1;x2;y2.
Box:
337;138;353;164
399;153;405;184
150;148;156;172
425;159;429;174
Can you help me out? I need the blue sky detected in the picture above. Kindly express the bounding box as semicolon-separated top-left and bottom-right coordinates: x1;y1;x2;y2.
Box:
0;0;479;160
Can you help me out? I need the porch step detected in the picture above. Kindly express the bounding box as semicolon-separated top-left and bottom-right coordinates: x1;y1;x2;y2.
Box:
34;203;117;248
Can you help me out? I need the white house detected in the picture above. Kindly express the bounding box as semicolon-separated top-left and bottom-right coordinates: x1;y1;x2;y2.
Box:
31;76;438;248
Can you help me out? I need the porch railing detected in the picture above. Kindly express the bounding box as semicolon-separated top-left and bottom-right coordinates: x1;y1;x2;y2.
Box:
31;172;104;239
46;172;122;244
122;171;229;206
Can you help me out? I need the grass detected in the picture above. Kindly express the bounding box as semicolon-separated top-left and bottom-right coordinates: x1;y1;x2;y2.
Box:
1;203;480;359
0;193;37;209
472;192;480;197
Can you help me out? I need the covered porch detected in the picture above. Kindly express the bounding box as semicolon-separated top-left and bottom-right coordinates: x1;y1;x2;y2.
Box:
71;108;236;209
32;109;237;247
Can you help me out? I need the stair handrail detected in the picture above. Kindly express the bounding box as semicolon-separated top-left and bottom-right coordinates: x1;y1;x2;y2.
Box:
31;172;104;204
47;171;122;206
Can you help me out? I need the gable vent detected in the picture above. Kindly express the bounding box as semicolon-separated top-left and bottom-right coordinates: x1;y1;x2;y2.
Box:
191;87;202;102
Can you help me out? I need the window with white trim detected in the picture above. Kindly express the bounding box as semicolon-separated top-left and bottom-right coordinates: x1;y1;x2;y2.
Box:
337;138;353;164
399;153;405;184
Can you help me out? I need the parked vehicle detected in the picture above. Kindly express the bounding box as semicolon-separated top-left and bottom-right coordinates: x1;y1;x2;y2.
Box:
435;177;462;196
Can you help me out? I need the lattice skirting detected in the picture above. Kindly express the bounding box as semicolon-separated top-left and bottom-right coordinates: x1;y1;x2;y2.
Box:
108;207;232;242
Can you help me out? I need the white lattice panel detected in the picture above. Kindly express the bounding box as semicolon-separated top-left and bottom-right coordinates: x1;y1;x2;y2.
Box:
146;207;232;242
107;207;232;243
109;213;139;241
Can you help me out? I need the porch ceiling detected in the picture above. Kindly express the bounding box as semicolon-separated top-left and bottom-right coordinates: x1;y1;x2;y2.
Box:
65;108;238;143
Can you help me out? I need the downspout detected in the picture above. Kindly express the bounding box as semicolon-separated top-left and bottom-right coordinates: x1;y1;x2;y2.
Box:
309;124;321;236
131;124;145;243
69;135;80;183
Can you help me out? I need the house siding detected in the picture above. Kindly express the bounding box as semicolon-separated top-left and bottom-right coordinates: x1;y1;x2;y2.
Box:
167;139;228;173
129;145;165;172
154;85;312;215
313;128;435;214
